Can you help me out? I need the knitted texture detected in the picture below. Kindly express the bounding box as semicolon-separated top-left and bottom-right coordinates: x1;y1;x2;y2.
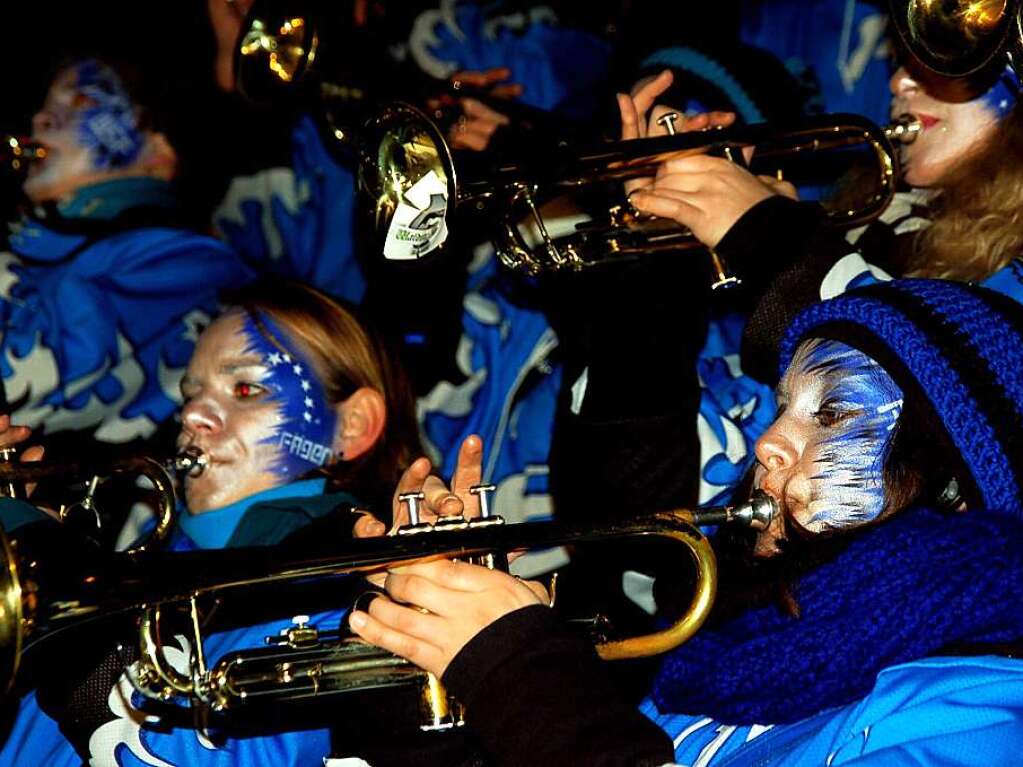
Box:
652;505;1023;724
779;280;1023;519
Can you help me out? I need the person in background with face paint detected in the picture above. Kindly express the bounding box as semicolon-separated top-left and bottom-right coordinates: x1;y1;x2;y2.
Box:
0;279;439;767
348;279;1023;767
0;56;250;461
620;52;1023;383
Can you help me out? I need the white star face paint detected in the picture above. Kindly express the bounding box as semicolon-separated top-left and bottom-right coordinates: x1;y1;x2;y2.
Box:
753;339;903;550
176;310;338;514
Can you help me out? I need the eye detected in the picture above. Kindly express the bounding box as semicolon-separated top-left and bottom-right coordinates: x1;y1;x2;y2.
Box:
233;381;267;400
813;408;859;428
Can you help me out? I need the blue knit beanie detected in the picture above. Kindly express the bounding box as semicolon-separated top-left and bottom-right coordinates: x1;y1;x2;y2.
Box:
779;279;1023;519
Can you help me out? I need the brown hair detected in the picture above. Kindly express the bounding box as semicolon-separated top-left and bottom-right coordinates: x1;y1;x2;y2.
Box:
225;279;422;510
909;103;1023;281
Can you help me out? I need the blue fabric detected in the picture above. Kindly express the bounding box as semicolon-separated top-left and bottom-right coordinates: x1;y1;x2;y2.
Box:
983;256;1023;304
740;0;893;124
0;480;341;766
214;116;364;304
406;2;611;120
780;280;1023;519
652;506;1023;724
177;478;326;549
3;195;252;444
643;655;1023;766
54;178;179;221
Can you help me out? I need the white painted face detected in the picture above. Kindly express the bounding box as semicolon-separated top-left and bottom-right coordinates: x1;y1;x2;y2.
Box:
889;65;1007;187
24;60;145;203
752;339;904;557
176;310;338;514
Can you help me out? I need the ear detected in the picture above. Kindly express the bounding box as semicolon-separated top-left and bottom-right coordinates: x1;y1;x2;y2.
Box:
333;387;386;462
139;131;178;180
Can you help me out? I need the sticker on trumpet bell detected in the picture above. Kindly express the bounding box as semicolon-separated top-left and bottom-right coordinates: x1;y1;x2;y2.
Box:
383;169;449;260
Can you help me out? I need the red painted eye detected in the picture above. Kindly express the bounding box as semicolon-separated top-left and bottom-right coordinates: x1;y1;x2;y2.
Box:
234;382;257;398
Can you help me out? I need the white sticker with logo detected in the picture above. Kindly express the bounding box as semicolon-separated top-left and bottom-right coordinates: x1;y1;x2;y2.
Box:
383;169;449;261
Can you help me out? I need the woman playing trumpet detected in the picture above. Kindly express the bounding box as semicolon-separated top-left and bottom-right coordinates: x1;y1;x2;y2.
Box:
0;279;436;766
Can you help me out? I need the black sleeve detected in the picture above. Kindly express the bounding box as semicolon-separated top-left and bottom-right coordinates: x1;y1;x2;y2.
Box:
545;255;712;522
714;196;880;386
442;605;676;767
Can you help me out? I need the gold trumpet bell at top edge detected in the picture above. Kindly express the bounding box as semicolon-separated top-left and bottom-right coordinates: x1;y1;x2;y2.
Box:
891;0;1019;76
235;0;319;104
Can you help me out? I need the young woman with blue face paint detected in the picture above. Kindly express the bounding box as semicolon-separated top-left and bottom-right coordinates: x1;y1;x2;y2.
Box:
625;55;1023;285
178;280;422;518
24;59;177;205
0;281;429;767
348;280;1023;767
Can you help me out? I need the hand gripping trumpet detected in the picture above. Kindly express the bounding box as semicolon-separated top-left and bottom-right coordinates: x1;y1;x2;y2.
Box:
0;456;775;731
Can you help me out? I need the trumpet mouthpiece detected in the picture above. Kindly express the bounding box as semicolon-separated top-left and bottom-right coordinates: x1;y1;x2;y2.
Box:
170;448;208;478
731;490;778;530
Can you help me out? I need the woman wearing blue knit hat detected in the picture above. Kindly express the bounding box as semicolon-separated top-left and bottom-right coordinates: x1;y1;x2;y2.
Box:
348;279;1023;767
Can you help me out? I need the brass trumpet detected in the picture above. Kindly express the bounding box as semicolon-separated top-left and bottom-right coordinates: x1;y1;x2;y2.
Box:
0;481;775;730
232;0;578;149
358;102;920;277
2;136;46;173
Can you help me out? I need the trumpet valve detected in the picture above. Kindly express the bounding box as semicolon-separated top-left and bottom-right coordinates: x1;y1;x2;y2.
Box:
397;491;430;533
469;483;497;519
656;111;680;136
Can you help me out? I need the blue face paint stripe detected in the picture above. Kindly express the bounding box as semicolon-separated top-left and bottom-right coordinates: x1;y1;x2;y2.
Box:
240;312;338;483
73;60;144;169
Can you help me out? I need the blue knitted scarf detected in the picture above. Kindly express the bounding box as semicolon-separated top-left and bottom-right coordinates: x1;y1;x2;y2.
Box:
652;505;1023;724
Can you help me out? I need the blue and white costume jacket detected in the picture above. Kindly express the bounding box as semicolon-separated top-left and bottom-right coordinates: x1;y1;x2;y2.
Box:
2;179;250;444
740;0;893;124
643;655;1023;766
0;479;343;767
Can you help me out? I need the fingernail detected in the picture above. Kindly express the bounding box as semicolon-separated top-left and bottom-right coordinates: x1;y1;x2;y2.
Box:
349;611;367;629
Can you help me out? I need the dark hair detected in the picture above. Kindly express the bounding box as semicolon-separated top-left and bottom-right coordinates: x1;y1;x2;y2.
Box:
224;279;422;512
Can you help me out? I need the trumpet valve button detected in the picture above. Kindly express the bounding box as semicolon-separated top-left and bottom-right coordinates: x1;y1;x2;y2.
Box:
469;483;497;518
656;111;680;136
398;491;427;527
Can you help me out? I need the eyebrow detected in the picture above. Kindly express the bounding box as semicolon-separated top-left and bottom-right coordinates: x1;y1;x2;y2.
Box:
218;357;268;374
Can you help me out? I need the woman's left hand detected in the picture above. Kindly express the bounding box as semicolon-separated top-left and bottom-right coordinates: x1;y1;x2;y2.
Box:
349;559;548;678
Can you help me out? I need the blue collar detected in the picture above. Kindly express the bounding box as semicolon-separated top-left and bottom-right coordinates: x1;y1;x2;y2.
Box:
179;478;326;550
55;177;177;221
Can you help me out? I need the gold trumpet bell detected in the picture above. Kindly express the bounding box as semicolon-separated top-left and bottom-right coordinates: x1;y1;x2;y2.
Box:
358;103;457;264
235;0;320;105
891;0;1021;77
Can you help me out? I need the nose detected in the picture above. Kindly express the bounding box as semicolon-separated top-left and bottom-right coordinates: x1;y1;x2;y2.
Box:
890;66;918;98
754;421;799;476
31;110;55;135
181;397;223;435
